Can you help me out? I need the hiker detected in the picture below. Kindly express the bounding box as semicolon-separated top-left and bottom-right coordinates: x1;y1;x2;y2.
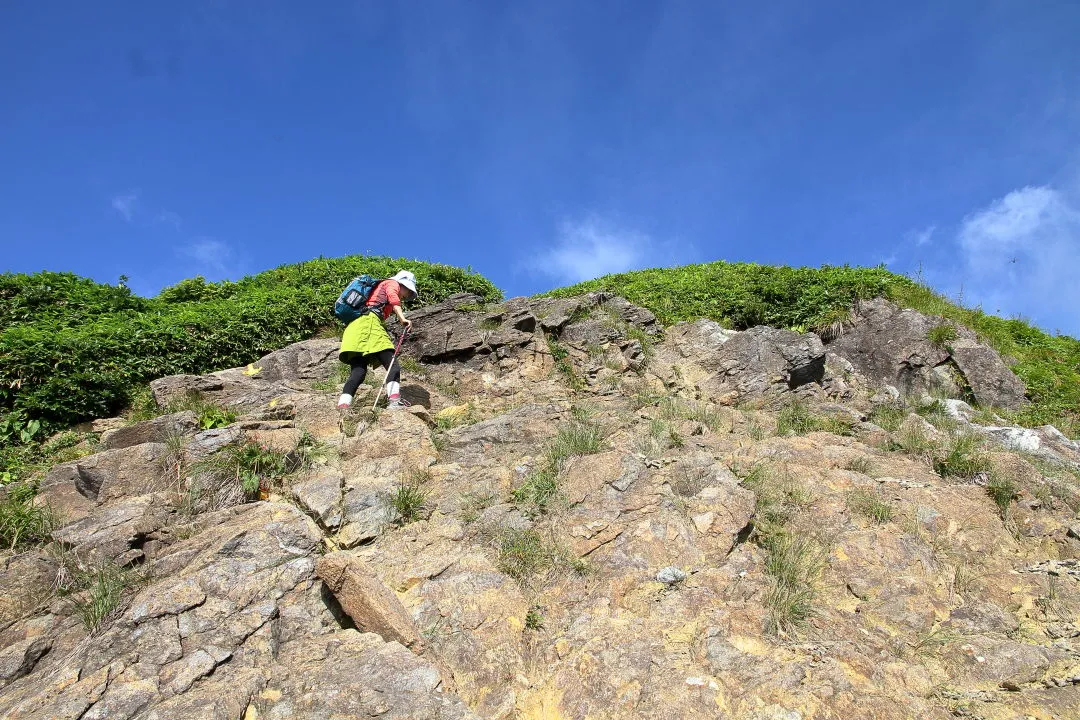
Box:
337;270;417;410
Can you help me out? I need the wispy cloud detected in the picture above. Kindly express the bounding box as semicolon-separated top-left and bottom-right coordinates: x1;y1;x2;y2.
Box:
179;237;233;275
908;225;936;247
952;184;1080;334
111;191;139;222
533;216;693;284
155;209;183;231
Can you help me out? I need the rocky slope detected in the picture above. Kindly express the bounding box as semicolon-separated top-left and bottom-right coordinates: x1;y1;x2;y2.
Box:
2;292;1080;720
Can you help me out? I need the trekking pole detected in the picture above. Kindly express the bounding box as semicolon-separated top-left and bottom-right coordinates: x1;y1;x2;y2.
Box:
371;327;410;410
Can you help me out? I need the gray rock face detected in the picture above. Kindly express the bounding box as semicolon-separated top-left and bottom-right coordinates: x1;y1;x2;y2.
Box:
693;325;827;402
399;292;660;364
291;473;344;531
150;339;340;408
948;338;1029;410
829;298;1027;409
101;412;199;451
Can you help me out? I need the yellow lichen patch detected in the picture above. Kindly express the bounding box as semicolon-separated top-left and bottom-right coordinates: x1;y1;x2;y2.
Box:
728;635;770;656
259;688;282;702
517;683;568;720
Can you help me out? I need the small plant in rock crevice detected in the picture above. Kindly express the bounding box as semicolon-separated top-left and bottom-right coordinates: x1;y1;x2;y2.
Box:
513;415;607;514
931;433;990;480
183;432;324;514
0;484;58;550
844;456;874;475
388;479;429;525
927;323;959;349
869;402;907;432
986;475;1018;518
59;560;147;633
547;338;583;391
735;461;824;634
776;401;855;437
846;488;894;524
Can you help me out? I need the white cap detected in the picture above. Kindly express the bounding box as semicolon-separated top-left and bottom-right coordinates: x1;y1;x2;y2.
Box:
392;270;417;296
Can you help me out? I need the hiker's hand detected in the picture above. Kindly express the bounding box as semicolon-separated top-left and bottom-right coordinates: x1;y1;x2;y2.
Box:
401;317;413;330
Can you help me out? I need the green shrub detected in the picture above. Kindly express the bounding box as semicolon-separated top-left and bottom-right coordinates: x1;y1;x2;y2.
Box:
1;256;500;432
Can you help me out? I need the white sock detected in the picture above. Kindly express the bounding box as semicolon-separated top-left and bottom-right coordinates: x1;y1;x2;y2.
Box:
386;381;400;399
337;393;353;407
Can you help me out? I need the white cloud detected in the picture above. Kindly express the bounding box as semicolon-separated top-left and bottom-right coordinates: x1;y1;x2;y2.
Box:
954;185;1080;333
180;237;232;275
908;225;936;246
533;216;690;284
111;191;139;222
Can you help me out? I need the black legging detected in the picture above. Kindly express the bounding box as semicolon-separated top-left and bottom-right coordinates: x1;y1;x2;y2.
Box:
342;349;400;396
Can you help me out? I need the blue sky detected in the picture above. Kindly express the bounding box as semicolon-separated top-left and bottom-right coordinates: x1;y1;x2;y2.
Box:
2;2;1079;336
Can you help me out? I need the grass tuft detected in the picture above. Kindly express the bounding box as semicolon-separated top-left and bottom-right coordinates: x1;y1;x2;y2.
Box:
389;475;429;525
846;488;893;524
776;401;855;437
927;323;959;349
0;486;58;549
931;433;990;479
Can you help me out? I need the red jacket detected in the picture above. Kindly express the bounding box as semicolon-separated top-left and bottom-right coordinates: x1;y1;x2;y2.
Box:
366;279;403;320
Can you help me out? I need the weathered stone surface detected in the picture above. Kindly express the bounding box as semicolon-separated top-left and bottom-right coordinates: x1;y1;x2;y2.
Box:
6;293;1076;720
0;637;50;688
100;411;199;451
38;443;169;525
694;326;826;402
258;631;476;720
291;473;343;530
52;493;172;564
949;338;1029;410
829;297;1027;408
315;552;423;648
0;553;55;624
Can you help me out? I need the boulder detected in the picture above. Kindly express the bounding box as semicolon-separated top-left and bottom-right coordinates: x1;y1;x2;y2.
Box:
290;473;344;531
39;443;169;524
696;326;827;402
101;411;199;450
829;298;1027;409
315;552;423;648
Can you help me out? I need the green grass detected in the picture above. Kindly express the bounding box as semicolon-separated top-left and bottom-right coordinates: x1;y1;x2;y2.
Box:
547;338;583;391
0;485;57;549
869;403;907;432
844;456;874;474
931;433;991;479
776;401;855;437
986;475;1018;518
496;528;551;581
738;461;826;634
761;530;828;634
545;261;1080;438
389;476;429;525
928;323;959;349
60;561;145;633
512;416;607;513
846;488;894;524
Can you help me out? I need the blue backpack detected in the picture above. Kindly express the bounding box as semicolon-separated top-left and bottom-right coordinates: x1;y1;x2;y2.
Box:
334;275;382;323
